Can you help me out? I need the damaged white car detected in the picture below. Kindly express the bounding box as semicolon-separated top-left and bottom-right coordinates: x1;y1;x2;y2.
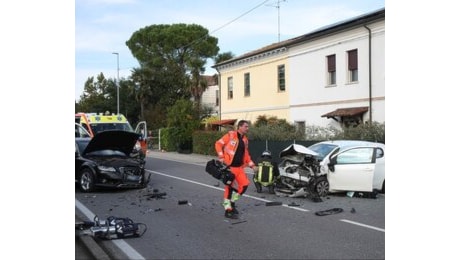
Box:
276;140;385;197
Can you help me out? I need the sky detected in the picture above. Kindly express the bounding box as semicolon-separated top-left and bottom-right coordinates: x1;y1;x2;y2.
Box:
75;0;385;101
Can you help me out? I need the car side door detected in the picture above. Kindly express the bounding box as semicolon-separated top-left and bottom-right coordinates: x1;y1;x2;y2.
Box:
327;147;377;192
134;121;148;155
75;123;91;138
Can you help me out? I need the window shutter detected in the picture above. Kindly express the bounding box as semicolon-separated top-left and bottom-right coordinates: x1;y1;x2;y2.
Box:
348;49;358;70
327;55;336;72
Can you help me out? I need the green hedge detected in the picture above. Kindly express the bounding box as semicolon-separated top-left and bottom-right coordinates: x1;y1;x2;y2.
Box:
157;121;385;155
192;130;223;155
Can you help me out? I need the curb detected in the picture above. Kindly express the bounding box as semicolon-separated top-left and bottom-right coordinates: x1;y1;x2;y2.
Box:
77;233;111;260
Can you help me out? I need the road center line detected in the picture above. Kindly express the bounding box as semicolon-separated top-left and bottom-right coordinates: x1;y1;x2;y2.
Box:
147;169;310;212
148;168;386;230
340;219;385;232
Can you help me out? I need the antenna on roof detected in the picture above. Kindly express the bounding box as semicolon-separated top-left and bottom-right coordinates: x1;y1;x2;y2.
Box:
266;0;287;42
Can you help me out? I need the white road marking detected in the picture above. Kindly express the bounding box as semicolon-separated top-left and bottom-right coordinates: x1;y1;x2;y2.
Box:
340;219;385;232
148;169;310;213
147;168;385;231
75;199;146;260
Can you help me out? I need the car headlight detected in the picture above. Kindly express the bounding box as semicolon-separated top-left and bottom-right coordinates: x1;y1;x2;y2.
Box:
97;165;116;172
134;141;141;151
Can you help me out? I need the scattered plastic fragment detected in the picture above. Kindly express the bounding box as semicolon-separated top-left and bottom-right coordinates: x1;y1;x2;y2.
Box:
145;192;167;199
315;208;343;216
265;201;282;206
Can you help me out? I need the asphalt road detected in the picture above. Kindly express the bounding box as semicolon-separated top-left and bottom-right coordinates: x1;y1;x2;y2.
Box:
75;150;385;259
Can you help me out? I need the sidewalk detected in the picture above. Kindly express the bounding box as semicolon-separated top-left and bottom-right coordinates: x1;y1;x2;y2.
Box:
146;149;255;175
75;214;111;260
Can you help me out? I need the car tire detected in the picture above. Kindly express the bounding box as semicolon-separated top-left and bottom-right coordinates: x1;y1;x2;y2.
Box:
381;180;385;194
79;168;96;192
314;176;329;197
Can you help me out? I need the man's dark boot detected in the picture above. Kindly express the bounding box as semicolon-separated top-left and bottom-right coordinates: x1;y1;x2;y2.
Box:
231;202;239;214
224;209;238;219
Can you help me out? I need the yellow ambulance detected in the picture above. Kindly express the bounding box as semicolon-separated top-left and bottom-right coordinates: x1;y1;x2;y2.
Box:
75;112;148;155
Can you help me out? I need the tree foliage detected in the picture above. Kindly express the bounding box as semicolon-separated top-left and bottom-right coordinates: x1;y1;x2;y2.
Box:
77;23;220;132
333;121;385;143
126;23;219;106
214;51;235;64
165;99;202;151
76;73;116;114
249;115;304;141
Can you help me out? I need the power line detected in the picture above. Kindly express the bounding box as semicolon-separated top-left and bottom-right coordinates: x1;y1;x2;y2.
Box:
182;0;270;50
209;0;271;35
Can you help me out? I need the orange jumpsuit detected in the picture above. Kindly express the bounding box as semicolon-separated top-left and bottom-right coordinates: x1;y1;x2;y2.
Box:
215;130;255;200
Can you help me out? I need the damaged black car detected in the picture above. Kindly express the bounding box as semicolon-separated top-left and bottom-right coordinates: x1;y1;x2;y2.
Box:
75;130;150;192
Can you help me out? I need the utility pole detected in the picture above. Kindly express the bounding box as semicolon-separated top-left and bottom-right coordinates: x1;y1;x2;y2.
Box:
112;52;120;115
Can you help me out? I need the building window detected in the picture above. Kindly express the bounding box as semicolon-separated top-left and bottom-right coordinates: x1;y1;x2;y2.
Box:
244;73;250;97
348;49;358;82
227;77;233;99
278;64;285;91
327;54;336;85
215;89;219;106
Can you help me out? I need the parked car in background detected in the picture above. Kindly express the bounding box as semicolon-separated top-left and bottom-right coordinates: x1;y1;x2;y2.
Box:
75;128;150;192
276;140;385;197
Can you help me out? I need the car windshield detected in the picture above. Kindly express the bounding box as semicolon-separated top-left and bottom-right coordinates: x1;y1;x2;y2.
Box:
90;123;134;135
308;143;338;160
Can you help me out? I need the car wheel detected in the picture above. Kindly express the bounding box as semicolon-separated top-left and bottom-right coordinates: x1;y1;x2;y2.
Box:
381;180;385;194
79;168;96;192
314;176;329;197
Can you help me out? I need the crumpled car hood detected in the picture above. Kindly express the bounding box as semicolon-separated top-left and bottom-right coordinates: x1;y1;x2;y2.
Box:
279;144;319;158
83;130;140;156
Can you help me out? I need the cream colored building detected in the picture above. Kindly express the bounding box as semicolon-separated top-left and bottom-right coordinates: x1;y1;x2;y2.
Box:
213;8;385;129
214;46;290;123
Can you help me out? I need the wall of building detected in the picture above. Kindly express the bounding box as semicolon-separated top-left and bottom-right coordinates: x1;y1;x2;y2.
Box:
201;84;219;115
218;51;290;123
213;12;385;129
288;20;385;127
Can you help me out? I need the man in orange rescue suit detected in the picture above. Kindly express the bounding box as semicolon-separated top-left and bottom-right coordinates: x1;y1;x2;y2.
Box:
215;120;255;219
